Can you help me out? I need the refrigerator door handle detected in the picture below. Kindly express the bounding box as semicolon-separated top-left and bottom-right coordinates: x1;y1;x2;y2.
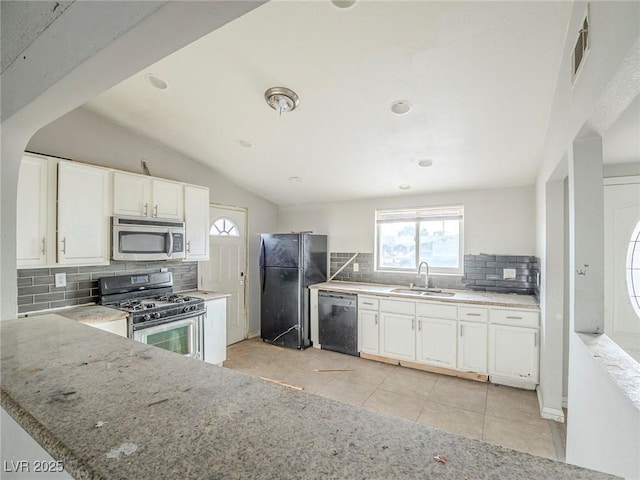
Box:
259;238;265;267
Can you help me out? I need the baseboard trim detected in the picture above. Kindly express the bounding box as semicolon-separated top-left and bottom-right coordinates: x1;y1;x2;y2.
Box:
489;374;536;390
536;386;566;423
247;330;260;339
562;396;568;409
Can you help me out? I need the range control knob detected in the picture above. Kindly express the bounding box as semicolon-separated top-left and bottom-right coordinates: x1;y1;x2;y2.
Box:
152;312;161;319
183;306;190;314
142;314;151;322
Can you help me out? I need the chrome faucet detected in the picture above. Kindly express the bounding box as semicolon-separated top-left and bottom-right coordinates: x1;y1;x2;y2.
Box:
417;261;430;288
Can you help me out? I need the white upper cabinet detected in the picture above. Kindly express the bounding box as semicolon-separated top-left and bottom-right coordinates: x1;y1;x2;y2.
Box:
57;161;111;265
184;185;210;260
113;171;184;220
16;154;56;267
153;179;184;219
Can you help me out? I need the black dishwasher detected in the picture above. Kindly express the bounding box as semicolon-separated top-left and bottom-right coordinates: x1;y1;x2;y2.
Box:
318;291;358;356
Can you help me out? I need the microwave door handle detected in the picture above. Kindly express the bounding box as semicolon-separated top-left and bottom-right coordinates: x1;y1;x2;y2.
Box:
167;231;174;258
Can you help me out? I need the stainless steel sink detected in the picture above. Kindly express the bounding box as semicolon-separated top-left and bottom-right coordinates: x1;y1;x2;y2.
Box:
390;288;455;297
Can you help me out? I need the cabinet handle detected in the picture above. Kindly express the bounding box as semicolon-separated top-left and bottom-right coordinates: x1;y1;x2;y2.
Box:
186;241;191;253
374;314;378;325
506;316;523;320
466;313;481;317
61;237;66;255
460;325;464;337
411;318;415;330
418;319;422;332
41;238;46;255
363;302;374;306
534;332;538;347
144;203;148;216
153;204;158;218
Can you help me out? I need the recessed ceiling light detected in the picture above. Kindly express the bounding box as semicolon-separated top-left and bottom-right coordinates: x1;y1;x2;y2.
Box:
331;0;356;8
391;101;411;115
399;184;411;190
289;176;303;183
238;140;252;148
146;74;168;90
418;159;433;168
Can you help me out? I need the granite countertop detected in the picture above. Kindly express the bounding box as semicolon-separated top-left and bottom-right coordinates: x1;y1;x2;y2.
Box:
1;314;616;479
180;289;231;300
310;281;539;310
26;305;128;325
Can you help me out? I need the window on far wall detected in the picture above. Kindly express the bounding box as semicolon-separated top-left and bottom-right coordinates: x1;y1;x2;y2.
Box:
210;217;239;237
627;220;640;318
375;205;464;275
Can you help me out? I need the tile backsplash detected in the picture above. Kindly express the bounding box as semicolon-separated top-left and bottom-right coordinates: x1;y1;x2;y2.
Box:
462;254;540;295
17;261;197;314
329;252;539;296
329;253;465;290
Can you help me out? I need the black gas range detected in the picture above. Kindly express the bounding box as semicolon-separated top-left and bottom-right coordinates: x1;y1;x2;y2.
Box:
99;272;205;357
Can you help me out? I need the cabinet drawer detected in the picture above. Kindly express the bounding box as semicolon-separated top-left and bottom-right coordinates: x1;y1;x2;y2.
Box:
358;296;379;311
458;306;488;322
380;298;415;315
416;302;457;320
490;308;539;328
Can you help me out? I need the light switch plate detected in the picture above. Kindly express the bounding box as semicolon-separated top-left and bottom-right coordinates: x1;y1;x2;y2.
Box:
55;273;67;288
503;268;516;280
352;263;359;272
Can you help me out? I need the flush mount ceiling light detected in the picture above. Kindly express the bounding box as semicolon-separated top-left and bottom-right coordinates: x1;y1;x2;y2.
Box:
238;139;252;148
331;0;356;8
146;73;168;90
399;184;411;190
265;87;300;115
391;101;411;115
418;159;433;168
289;176;303;183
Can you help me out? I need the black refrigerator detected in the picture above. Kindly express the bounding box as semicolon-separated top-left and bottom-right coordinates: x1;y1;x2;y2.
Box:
260;233;327;349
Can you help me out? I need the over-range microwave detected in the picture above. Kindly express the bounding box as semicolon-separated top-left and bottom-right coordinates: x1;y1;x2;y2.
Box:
112;216;186;261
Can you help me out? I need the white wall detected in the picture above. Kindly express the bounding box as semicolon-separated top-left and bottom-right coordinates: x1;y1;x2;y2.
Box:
534;1;640;476
27;106;278;336
0;1;264;320
278;186;535;255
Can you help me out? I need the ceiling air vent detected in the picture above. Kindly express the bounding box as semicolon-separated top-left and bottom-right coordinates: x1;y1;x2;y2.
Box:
572;7;590;81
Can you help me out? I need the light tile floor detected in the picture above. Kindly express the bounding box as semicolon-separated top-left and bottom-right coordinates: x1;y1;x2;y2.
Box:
224;338;565;461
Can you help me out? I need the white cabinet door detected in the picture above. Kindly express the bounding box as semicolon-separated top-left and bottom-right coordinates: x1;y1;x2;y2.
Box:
184;185;210;260
57;161;110;265
203;298;227;366
380;312;415;361
152;179;184;219
358;309;379;354
457;321;487;373
416;317;457;368
112;171;152;217
489;324;539;382
16;154;56;267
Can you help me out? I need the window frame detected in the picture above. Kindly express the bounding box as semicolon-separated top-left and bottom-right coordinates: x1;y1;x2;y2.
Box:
374;204;464;275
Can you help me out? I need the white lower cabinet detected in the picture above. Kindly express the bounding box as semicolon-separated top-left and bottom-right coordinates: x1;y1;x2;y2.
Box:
358;309;380;354
88;319;127;337
489;324;539;387
457;321;488;373
202;298;227;366
380;312;415;361
416;317;457;368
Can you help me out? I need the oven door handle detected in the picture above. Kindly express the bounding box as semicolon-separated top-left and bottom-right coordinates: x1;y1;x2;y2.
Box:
167;231;174;258
132;310;204;331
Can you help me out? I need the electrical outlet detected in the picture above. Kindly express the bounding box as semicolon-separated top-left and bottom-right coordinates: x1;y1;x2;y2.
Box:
503;268;516;280
352;263;359;272
160;267;168;272
54;273;67;288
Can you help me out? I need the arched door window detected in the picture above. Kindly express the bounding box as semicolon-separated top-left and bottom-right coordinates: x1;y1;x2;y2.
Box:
628;220;640;318
210;217;239;237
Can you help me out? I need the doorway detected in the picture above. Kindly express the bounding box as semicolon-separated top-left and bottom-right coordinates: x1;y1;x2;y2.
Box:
199;205;247;346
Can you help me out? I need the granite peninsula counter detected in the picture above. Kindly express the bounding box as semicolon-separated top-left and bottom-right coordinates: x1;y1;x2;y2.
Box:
1;314;616;479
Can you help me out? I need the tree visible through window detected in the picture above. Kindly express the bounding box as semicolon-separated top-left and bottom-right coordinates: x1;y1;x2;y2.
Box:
210;217;239;237
375;205;464;274
627;220;640;318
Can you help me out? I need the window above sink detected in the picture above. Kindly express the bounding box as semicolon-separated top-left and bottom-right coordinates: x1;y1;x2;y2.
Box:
375;204;464;276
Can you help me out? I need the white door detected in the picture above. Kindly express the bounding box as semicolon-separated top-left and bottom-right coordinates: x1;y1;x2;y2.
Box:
604;181;640;361
199;206;247;346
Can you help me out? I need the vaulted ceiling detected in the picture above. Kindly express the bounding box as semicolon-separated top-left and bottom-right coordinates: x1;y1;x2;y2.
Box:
85;1;577;205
